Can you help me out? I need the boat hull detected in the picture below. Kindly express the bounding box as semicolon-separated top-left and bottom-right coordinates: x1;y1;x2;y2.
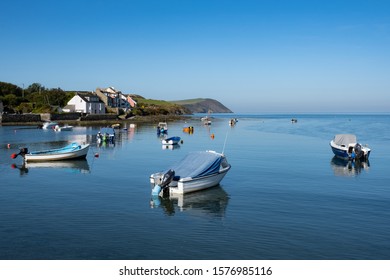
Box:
330;140;370;161
150;165;231;194
24;144;90;162
171;167;231;194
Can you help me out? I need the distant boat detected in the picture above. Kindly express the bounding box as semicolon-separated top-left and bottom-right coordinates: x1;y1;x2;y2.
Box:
13;142;89;162
150;150;231;195
330;134;371;161
229;118;238;126
42;121;58;129
54;124;73;131
97;127;115;143
183;126;194;134
291;118;298;123
201;116;211;125
157;122;168;134
162;136;181;145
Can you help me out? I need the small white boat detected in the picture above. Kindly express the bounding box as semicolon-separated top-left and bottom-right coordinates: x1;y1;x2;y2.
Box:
201;116;211;125
42;121;58;129
97;127;115;143
330;134;371;161
54;124;73;131
229;118;238;126
162;136;181;145
157;122;168;134
150;150;231;195
13;142;90;162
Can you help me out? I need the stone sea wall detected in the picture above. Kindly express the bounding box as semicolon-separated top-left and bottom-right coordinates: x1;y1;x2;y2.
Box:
0;113;41;123
1;113;119;123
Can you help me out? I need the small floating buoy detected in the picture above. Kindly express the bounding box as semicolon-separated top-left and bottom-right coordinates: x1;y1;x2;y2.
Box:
211;133;215;139
180;140;184;144
94;153;99;158
7;144;11;149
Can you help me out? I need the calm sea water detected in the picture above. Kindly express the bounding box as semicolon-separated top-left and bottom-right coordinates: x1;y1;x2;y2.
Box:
0;114;389;260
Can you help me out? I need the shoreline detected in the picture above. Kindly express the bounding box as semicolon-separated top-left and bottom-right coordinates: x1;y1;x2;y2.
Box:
0;114;195;126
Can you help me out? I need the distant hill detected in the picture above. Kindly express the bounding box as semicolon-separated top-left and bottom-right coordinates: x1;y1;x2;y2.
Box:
172;98;233;113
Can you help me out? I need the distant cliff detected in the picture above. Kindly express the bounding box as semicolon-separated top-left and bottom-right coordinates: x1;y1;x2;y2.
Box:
172;98;233;113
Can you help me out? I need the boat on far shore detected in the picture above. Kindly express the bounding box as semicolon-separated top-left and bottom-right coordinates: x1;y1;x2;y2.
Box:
54;124;73;131
42;121;58;129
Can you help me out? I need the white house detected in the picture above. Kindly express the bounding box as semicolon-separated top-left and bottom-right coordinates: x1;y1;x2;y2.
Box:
63;92;105;114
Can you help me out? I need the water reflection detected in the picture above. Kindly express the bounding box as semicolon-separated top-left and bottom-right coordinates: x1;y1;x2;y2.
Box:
11;159;90;176
330;156;370;177
162;144;181;150
150;186;229;217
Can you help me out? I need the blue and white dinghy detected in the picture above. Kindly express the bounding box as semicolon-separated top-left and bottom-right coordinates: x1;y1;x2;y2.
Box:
150;150;231;195
13;142;90;162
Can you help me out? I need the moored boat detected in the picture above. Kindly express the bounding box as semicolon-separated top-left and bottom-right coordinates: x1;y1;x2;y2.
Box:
150;150;231;195
97;127;115;143
54;124;73;131
42;121;58;130
157;122;168;134
13;142;90;162
161;136;181;145
330;134;371;161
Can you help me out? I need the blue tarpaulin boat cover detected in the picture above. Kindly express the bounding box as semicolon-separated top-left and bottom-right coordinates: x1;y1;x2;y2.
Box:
167;151;223;179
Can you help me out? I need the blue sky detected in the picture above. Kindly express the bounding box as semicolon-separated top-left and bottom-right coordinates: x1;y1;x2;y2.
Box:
1;0;389;113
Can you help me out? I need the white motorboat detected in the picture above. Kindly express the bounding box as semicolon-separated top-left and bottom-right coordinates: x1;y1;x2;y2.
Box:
330;134;371;161
12;142;90;162
42;121;58;129
54;124;73;131
157;122;168;134
150;150;231;195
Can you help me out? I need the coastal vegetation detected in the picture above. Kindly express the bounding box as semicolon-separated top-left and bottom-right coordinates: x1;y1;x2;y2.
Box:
0;82;74;114
1;81;232;116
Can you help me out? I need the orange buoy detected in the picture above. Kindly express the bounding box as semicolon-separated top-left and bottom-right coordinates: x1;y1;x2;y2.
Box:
211;133;215;139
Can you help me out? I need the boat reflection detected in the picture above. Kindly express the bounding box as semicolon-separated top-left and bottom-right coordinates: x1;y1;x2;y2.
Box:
150;186;229;217
330;156;370;177
11;159;90;176
162;144;180;150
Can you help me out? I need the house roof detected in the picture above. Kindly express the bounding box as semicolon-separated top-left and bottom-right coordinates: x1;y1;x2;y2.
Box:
77;92;104;103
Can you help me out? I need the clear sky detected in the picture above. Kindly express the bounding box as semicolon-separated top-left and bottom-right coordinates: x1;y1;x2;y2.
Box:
1;0;389;113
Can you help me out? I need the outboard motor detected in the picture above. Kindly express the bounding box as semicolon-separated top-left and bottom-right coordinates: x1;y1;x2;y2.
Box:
20;147;28;156
152;169;175;196
11;147;28;159
354;144;363;159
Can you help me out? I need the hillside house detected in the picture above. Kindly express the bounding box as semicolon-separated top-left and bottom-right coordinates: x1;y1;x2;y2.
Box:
63;92;105;114
96;87;136;112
